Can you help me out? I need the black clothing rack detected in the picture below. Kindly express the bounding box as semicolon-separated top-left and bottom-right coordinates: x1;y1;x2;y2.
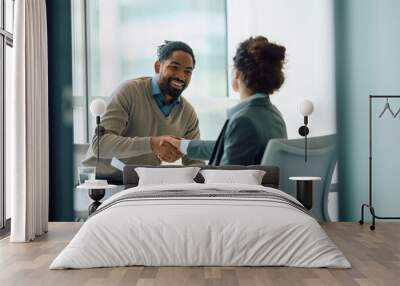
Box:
359;95;400;230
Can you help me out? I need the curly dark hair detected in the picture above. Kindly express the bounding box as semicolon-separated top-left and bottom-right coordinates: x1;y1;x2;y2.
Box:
157;40;196;68
233;36;286;95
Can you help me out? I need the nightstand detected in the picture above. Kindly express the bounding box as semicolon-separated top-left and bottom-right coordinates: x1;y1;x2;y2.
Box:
76;184;120;215
289;176;321;210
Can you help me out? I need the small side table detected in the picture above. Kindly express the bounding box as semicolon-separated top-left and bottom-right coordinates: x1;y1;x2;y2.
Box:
289;177;321;210
76;184;117;215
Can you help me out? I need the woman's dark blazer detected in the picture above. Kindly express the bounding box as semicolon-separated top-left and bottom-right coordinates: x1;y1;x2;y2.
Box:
187;94;287;165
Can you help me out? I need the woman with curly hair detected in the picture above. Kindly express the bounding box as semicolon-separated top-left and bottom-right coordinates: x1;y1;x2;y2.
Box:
174;36;287;165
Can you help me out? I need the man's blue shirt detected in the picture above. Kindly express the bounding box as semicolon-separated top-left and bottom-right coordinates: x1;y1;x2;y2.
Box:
151;77;180;116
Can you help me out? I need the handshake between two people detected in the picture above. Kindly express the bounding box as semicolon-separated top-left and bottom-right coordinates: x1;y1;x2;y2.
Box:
150;136;183;162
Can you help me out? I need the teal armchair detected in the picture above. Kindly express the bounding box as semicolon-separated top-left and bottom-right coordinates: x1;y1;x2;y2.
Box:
261;134;337;221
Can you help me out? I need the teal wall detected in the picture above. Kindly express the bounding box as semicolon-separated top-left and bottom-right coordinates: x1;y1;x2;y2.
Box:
336;0;400;220
47;0;74;221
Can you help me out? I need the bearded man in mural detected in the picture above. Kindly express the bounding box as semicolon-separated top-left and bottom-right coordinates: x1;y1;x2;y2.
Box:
82;41;202;181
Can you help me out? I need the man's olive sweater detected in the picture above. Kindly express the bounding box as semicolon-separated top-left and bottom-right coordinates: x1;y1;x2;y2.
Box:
82;77;201;179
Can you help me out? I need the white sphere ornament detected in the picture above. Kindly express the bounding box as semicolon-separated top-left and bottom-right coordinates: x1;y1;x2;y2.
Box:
90;99;107;117
299;99;314;116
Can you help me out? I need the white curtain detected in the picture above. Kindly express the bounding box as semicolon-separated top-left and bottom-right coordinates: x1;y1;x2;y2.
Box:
9;0;49;242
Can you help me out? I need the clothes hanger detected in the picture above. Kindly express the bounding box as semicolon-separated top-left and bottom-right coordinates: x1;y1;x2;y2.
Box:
394;106;400;118
378;98;395;118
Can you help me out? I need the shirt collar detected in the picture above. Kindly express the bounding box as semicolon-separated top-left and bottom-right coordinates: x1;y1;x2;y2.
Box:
227;93;269;119
151;76;162;96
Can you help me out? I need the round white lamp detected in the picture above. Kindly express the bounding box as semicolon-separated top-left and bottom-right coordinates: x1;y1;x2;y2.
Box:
90;99;107;164
90;99;107;117
298;100;314;162
299;99;314;117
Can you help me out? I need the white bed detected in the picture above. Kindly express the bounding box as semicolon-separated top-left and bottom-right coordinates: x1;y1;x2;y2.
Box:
50;183;350;269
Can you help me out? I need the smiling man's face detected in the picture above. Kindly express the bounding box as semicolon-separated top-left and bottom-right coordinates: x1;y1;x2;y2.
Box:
155;51;194;99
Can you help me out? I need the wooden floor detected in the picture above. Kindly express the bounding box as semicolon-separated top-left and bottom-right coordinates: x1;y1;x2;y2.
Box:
0;222;399;286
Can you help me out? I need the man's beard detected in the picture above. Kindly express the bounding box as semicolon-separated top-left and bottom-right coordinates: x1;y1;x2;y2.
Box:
158;77;187;98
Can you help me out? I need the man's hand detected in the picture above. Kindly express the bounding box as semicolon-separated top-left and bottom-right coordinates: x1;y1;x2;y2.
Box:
165;136;181;150
150;136;182;162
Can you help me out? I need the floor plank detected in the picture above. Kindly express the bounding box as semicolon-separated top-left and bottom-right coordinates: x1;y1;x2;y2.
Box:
0;222;399;286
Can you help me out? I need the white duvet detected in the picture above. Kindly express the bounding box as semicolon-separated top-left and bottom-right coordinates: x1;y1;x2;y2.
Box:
50;183;351;269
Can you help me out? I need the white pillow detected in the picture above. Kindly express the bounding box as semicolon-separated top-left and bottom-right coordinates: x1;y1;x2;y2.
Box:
135;167;201;186
200;169;266;185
